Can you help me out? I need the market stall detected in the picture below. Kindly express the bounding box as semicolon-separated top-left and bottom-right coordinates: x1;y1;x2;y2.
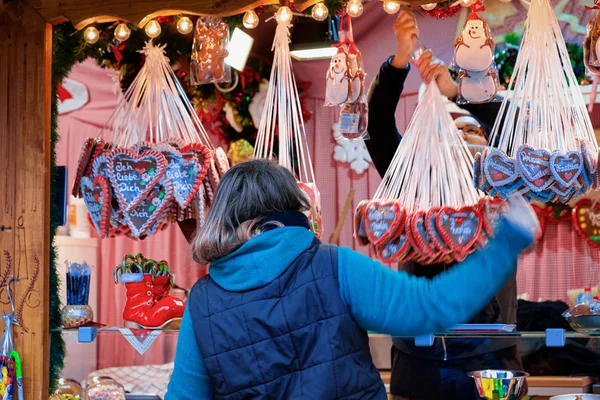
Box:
2;0;600;398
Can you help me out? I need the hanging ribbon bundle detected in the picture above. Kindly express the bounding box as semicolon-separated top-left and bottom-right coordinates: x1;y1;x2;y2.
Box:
477;0;599;203
253;15;323;237
355;82;501;265
72;42;230;240
324;14;368;139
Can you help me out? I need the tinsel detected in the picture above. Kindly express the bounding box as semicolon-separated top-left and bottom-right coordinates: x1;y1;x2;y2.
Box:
420;3;462;19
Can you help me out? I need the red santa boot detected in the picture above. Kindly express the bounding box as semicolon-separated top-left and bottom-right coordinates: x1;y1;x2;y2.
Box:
121;273;185;329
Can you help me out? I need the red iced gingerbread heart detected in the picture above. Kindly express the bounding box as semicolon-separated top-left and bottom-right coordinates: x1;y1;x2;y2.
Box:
436;206;482;255
80;175;111;238
123;178;174;239
408;211;438;259
573;199;600;249
377;230;411;263
354;200;370;246
73;137;103;197
364;200;404;247
159;144;209;209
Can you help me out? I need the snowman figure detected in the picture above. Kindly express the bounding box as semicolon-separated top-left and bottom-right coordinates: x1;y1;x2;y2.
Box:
455;13;497;103
326;50;350;105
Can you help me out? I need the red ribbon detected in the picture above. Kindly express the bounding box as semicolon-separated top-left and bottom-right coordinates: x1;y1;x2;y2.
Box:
333;14;358;55
470;0;486;13
586;0;600;10
112;42;127;67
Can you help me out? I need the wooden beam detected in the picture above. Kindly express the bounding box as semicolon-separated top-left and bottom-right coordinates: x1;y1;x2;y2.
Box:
0;0;52;397
24;0;436;28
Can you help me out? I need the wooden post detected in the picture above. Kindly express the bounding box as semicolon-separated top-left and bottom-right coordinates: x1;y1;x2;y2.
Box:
0;1;52;397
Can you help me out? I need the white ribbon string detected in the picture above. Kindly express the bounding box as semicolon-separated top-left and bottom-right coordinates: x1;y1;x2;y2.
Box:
254;19;316;185
488;0;599;156
373;82;482;212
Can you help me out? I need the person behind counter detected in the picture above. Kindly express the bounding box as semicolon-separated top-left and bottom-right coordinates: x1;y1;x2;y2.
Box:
366;10;525;400
165;159;537;400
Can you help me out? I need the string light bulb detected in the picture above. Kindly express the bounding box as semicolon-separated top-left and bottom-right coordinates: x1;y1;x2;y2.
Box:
243;9;260;29
177;16;194;34
145;19;161;38
311;3;329;21
84;26;100;44
383;1;401;14
347;0;364;17
459;0;477;6
499;0;512;2
276;6;293;23
114;23;131;42
421;3;437;10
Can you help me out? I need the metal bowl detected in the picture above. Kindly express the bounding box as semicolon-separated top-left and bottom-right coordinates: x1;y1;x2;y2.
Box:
468;370;529;400
550;395;600;400
566;315;600;332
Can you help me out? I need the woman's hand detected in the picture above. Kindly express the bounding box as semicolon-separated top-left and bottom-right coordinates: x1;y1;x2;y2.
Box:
411;50;459;99
391;10;419;69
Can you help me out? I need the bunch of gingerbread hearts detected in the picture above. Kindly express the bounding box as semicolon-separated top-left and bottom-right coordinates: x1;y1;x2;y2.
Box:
354;197;506;265
474;142;597;204
73;137;228;240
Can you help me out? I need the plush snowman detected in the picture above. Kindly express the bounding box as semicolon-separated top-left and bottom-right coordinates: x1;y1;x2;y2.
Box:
326;50;350;105
455;13;494;72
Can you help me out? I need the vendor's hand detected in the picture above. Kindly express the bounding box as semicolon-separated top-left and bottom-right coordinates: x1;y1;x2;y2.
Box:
411;50;459;99
391;10;419;69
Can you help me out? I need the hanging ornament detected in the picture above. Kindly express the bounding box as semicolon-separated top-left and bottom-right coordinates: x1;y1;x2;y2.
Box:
177;16;194;34
347;0;364;17
477;0;599;204
243;9;260;29
145;20;161;38
459;0;477;7
421;3;437;11
114;23;131;42
383;1;401;14
190;17;231;84
276;6;294;23
312;3;329;21
84;26;100;44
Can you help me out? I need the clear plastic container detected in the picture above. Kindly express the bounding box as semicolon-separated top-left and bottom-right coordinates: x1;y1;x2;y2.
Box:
50;378;84;399
86;376;126;400
576;287;594;304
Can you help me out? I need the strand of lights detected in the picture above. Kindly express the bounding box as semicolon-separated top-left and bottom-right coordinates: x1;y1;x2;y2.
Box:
312;3;329;21
114;22;131;41
243;9;260;29
275;6;293;23
145;19;161;38
177;16;194;34
84;26;100;44
383;1;401;14
347;0;364;17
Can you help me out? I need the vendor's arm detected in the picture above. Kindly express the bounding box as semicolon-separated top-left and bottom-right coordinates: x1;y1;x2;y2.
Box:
165;308;213;400
365;10;419;177
337;216;534;337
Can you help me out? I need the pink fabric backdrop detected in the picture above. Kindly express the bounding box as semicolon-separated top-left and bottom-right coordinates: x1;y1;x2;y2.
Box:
56;5;600;369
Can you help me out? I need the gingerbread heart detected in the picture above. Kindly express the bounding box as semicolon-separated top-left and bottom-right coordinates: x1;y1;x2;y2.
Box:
72;138;102;197
130;142;154;155
109;149;167;212
573;199;600;249
123;179;174;239
161;137;186;149
484;149;518;187
473;153;482;189
409;211;437;258
517;145;551;182
160;146;207;209
550;151;583;188
426;208;451;253
378;231;411;263
354;200;370;246
80;175;111;238
92;154;111;179
436;206;482;254
364;201;404;247
581;140;597;175
214;146;231;177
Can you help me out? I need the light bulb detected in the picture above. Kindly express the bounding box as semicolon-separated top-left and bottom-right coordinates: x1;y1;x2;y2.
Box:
499;0;511;2
311;3;329;21
383;1;401;14
145;19;161;38
243;9;260;29
347;0;364;17
459;0;477;6
177;16;194;34
421;3;437;10
114;23;131;42
276;6;293;23
84;26;100;44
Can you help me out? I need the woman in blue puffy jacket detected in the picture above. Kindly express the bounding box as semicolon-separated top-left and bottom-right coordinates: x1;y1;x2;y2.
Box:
166;159;537;400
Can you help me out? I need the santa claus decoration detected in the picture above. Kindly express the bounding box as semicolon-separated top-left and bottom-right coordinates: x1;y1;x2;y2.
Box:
454;1;499;104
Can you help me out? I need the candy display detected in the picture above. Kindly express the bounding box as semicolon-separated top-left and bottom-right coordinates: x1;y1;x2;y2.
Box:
453;1;499;104
190;17;231;85
325;14;368;139
50;378;84;400
86;376;126;400
114;254;185;329
355;82;495;265
481;0;599;203
253;15;322;238
73;42;229;240
563;294;600;332
62;261;93;329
